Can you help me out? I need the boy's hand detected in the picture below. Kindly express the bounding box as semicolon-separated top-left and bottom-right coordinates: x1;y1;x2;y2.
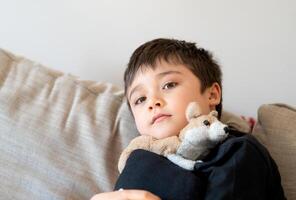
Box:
90;189;161;200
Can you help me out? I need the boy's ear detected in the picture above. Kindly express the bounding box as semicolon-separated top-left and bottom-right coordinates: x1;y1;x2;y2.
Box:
207;83;221;108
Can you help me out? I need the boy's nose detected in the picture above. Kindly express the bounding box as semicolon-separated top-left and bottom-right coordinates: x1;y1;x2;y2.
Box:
148;99;164;110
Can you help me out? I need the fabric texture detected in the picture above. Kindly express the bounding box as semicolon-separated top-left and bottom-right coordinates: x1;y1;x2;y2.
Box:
115;149;206;200
0;48;251;199
115;130;286;200
252;104;296;200
220;110;251;133
0;49;139;199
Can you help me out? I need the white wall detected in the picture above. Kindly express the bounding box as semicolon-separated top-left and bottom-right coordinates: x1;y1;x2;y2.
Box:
0;0;295;117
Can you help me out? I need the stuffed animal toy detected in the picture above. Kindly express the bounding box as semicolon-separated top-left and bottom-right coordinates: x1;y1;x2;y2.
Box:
117;102;229;173
167;102;229;170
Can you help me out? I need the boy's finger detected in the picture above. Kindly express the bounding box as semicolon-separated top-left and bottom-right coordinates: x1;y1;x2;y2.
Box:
121;189;161;200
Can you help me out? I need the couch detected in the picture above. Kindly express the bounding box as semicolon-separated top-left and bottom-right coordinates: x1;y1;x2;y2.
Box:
0;48;295;199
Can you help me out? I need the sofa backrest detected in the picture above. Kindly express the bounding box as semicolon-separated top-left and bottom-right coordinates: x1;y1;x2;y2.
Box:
252;103;296;200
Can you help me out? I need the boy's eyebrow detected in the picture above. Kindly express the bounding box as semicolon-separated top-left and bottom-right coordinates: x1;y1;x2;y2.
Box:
156;70;182;78
128;70;182;100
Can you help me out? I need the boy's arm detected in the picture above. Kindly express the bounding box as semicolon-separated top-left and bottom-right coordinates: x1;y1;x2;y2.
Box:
195;133;286;200
115;149;206;200
118;135;152;173
115;134;286;200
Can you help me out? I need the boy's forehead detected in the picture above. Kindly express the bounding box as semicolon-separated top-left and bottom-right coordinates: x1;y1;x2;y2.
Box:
133;63;183;80
135;60;186;79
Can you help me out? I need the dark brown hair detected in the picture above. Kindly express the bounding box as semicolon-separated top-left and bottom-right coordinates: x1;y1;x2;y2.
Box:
124;38;223;119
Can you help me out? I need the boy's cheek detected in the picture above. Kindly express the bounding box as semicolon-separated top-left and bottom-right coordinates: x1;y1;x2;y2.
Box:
134;116;148;135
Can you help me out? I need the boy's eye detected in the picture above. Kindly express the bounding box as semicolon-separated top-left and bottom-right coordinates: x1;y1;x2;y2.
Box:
163;82;178;90
203;120;210;126
134;96;146;105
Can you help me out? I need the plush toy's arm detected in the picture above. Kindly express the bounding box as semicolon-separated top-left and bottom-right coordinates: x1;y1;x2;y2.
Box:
150;136;180;156
166;154;201;171
118;135;152;173
118;135;181;173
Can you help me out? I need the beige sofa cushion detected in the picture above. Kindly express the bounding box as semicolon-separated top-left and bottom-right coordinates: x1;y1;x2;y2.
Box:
0;48;250;199
252;104;296;200
0;49;140;199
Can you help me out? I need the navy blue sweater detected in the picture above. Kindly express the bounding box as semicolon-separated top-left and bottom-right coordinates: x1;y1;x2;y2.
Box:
115;130;286;200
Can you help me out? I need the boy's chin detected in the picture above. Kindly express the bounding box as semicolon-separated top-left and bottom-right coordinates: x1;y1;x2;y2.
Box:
139;122;184;139
149;128;180;139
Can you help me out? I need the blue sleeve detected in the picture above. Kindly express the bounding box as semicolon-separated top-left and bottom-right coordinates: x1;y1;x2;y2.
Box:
195;134;286;200
115;149;206;200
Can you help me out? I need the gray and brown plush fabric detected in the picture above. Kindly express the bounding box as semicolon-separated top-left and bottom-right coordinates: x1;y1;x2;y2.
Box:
0;48;250;199
252;104;296;200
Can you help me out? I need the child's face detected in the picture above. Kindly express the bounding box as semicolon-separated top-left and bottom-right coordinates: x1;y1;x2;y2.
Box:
127;60;220;139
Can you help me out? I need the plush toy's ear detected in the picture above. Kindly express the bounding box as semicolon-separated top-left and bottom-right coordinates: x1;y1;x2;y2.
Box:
210;110;218;118
186;102;202;121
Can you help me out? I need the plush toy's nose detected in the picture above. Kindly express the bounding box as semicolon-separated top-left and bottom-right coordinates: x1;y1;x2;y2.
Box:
224;126;230;133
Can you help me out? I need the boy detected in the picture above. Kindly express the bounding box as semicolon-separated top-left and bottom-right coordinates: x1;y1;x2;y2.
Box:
91;38;285;200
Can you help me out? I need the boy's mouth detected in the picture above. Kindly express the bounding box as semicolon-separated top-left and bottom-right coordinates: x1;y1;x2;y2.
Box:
152;114;172;124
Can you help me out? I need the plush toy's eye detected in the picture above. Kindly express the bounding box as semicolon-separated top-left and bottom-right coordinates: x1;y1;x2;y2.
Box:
203;120;210;126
